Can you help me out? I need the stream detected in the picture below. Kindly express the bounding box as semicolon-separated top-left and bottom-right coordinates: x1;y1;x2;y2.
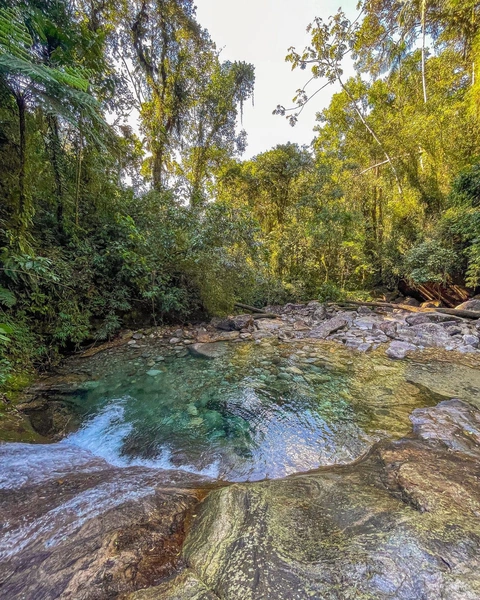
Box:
2;337;480;599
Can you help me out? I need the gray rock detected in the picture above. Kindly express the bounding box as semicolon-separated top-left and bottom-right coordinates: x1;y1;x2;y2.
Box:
386;340;417;359
310;315;348;339
456;299;480;312
447;326;463;336
463;334;479;348
169;337;181;344
188;342;230;359
405;314;431;326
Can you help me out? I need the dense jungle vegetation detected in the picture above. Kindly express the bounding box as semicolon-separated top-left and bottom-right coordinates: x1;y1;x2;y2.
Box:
0;0;479;388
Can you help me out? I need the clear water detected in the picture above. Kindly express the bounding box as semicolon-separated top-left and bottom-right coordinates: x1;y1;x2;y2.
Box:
55;341;436;482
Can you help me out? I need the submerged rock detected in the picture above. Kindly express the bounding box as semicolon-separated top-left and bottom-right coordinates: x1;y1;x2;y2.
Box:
188;341;230;359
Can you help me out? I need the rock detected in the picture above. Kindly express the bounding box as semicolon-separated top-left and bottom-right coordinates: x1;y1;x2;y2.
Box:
132;332;144;340
456;299;480;312
405;313;431;326
188;342;230;359
352;317;376;330
395;322;452;347
167;403;480;600
447;325;463;336
169;337;181;344
146;369;162;376
128;569;217;599
0;443;203;600
174;329;184;338
285;366;303;375
410;399;480;458
312;305;327;321
386;340;417;359
293;320;310;331
463;334;479;348
402;296;421;306
196;331;239;343
357;306;372;315
211;315;253;332
310;316;348;339
254;319;284;332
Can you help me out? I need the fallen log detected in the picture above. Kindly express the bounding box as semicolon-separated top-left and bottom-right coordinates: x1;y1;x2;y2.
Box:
331;300;480;320
234;302;268;314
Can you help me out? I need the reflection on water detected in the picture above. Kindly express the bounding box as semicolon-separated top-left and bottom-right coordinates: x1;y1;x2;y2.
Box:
56;341;436;481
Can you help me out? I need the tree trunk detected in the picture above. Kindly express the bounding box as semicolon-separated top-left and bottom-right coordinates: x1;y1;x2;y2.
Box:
152;145;164;191
75;129;83;228
47;116;65;235
421;0;428;103
16;94;26;217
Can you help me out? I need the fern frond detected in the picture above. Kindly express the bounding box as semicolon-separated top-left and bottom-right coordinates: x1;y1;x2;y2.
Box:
0;286;16;308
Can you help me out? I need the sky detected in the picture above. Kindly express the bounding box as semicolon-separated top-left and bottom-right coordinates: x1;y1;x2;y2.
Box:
194;0;359;158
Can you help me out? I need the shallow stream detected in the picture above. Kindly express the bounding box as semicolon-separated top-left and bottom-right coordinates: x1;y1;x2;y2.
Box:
11;340;453;482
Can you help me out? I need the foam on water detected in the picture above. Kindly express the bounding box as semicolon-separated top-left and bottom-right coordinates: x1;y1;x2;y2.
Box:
62;397;221;479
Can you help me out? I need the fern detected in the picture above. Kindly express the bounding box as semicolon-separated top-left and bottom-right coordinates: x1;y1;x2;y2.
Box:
0;7;109;141
0;286;16;308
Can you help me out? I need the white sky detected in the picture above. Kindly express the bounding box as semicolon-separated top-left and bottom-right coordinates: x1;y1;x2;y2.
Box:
195;0;359;158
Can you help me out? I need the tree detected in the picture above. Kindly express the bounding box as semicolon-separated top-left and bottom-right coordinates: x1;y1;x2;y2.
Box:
0;4;108;245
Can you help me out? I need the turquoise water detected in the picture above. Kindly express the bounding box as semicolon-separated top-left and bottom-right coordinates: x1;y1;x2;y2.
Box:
60;341;434;481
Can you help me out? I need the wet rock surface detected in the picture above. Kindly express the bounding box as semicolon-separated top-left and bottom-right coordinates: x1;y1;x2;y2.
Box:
0;443;207;600
133;400;480;600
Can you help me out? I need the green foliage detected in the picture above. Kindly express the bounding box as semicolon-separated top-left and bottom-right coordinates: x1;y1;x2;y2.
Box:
403;241;457;285
317;283;344;303
0;0;479;395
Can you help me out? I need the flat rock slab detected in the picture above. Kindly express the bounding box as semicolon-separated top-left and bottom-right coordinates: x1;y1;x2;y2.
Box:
129;570;217;599
406;361;480;409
